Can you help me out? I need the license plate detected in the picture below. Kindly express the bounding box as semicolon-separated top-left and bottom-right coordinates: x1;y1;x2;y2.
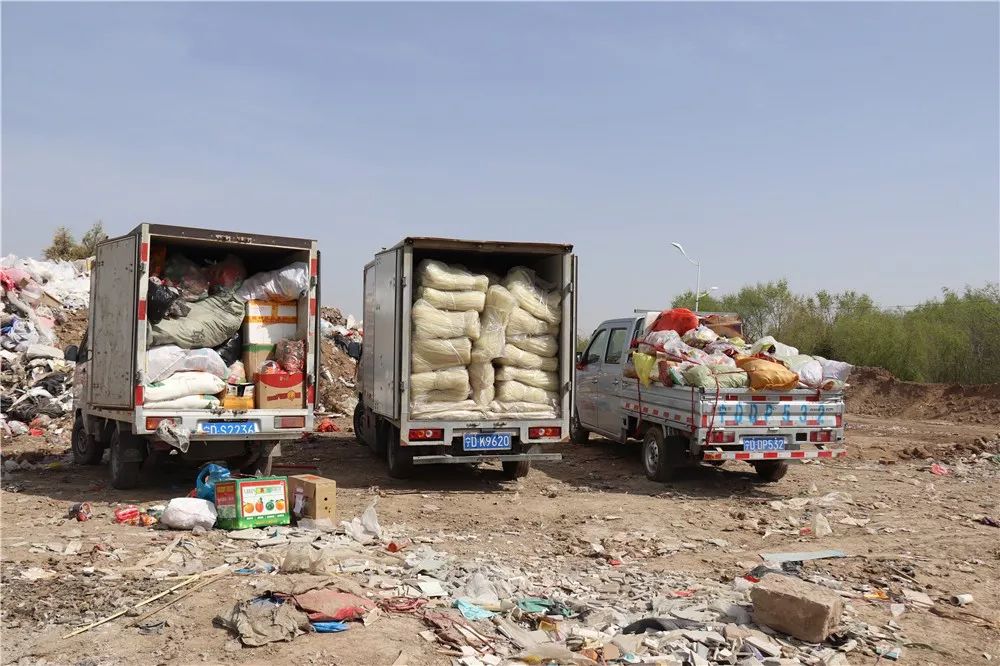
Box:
199;421;260;435
463;433;512;451
742;436;786;452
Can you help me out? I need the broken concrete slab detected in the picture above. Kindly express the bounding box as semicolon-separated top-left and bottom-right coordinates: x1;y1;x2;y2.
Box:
751;573;844;643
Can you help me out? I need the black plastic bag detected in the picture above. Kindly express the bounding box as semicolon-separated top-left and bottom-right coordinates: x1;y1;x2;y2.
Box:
32;372;68;396
215;330;243;366
148;279;181;325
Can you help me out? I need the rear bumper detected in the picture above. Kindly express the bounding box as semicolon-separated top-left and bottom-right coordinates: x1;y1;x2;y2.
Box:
702;448;847;462
412;452;562;465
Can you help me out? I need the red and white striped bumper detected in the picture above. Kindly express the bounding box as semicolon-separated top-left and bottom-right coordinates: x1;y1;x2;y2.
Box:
702;449;847;462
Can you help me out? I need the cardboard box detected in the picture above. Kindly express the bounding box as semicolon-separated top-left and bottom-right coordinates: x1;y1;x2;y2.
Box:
214;476;290;529
242;344;276;377
244;300;298;345
256;372;304;409
288;474;337;520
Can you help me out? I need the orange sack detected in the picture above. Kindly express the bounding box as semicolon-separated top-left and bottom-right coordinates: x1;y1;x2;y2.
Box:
650;308;699;335
735;357;799;391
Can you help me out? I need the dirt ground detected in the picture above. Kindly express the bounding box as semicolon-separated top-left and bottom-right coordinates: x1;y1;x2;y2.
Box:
2;401;1000;665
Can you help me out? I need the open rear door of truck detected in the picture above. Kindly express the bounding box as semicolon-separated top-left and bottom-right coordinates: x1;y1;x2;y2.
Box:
89;235;139;409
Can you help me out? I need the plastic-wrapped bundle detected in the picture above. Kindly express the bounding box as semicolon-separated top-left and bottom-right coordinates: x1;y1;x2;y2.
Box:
147;292;246;349
750;336;799;360
146;346;227;384
496;344;558;372
507;334;558;358
703;354;737;369
784;354;824;388
411;337;472;373
495;380;557;405
412;299;481;340
504;267;561;324
816;357;852;383
471;286;517;362
412;387;471;404
507;308;555;336
469;362;495;406
145;395;222;410
410;366;470;393
486;402;557;418
410;400;484;420
416;287;486;313
417;260;488;293
237;262;309;302
145;371;227;403
735;357;799;390
682;325;719;349
682;365;749;389
495;366;559;391
276;339;306;373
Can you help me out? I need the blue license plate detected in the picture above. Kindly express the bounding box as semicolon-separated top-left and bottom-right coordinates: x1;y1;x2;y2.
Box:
463;433;512;451
199;421;260;435
742;437;786;452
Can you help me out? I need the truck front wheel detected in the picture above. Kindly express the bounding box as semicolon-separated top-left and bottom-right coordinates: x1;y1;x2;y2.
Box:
386;428;413;479
502;460;531;479
109;427;144;489
753;461;789;483
642;429;685;482
72;416;104;465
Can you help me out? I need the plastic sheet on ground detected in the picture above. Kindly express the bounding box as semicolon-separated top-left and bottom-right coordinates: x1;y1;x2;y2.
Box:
470;285;517;363
507;334;558;358
411;337;472;373
494;366;559;391
146;346;227;383
412;299;481;340
237;262;309;302
415;287;486;313
496;344;558;372
214;597;312;647
416;260;488;293
147;291;245;349
504;267;561;324
341;499;382;544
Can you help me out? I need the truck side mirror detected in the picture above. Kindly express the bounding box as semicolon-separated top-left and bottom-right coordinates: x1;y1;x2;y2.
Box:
64;345;79;362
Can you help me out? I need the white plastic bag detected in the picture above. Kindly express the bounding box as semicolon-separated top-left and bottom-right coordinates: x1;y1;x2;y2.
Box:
496;344;558;372
750;336;799;359
161;497;217;530
495;366;559;391
416;260;488;293
411;299;481;340
506;307;553;337
495;380;558;406
143;395;222;410
681;325;719;348
785;354;824;388
507;334;558;358
415;287;486;312
147;345;227;383
145;371;226;403
471;285;517;363
410;337;472;373
237;262;309;302
468;361;495;406
817;357;853;382
504;267;561;324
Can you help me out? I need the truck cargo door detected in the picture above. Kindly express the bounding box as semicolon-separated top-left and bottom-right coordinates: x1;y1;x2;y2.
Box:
372;249;400;417
89;235;139;408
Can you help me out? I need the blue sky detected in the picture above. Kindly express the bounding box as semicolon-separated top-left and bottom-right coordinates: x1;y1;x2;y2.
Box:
3;2;998;331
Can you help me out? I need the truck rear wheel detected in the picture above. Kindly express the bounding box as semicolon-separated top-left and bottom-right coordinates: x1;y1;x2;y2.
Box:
371;416;389;458
109;427;144;489
386;427;413;479
353;402;366;445
502;460;531;479
642;429;685;482
72;415;104;465
569;411;590;445
753;461;789;483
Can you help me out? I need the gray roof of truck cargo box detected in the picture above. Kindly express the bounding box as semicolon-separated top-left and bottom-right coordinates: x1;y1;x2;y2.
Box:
129;224;315;250
392;237;573;254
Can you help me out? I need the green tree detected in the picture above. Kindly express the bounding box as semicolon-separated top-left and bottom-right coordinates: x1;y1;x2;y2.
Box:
44;227;77;261
74;221;108;259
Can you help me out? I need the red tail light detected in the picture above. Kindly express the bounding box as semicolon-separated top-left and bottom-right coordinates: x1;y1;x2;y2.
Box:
145;417;172;430
409;428;444;441
751;395;767;402
809;430;833;443
708;431;736;443
276;416;306;429
529;427;562;439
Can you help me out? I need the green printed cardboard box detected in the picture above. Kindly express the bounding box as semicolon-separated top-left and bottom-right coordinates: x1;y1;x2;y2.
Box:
214;476;290;529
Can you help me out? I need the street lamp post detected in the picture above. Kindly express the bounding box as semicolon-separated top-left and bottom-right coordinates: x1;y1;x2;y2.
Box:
671;242;703;312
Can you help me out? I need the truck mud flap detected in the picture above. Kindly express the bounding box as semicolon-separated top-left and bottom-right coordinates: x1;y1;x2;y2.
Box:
412;453;562;466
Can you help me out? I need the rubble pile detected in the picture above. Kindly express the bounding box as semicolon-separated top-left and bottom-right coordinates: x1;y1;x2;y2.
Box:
318;307;362;418
1;256;90;440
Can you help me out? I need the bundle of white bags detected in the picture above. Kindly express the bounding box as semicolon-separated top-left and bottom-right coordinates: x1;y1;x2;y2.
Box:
409;260;563;420
144;345;228;410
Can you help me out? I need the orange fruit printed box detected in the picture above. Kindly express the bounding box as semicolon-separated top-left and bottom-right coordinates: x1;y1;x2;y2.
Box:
214;476;290;529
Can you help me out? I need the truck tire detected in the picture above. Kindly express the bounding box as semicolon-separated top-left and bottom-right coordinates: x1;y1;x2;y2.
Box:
569;411;590;445
353;402;366;446
72;415;104;465
109;427;144;490
371;417;389;458
386;428;414;479
642;429;685;482
753;461;789;483
502;460;531;479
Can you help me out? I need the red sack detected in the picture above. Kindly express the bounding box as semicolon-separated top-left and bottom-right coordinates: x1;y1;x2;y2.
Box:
650;308;698;336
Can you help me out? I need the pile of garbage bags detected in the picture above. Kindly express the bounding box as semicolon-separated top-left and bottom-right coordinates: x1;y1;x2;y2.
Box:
1;256;89;439
627;308;852;392
409;260;562;420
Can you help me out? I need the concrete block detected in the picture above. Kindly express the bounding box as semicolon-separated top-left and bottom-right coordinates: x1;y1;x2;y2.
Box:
751;574;844;643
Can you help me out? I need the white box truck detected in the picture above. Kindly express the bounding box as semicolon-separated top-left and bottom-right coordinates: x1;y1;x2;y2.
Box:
67;224;320;488
354;237;576;479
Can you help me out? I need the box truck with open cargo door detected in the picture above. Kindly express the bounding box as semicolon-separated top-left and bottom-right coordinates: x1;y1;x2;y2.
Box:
354;237;576;479
67;224;321;488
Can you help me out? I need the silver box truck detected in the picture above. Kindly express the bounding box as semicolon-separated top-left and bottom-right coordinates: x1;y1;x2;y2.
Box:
354;237;576;478
68;224;320;488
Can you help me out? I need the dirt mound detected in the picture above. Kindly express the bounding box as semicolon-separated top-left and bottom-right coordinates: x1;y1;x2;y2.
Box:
53;308;89;348
846;366;1000;425
318;338;358;416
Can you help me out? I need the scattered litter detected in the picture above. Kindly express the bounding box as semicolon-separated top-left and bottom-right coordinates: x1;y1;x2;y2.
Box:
214;597;312;647
760;549;847;564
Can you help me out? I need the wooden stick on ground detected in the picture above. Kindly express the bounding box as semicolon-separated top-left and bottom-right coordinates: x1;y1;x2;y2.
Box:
129;574;227;627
